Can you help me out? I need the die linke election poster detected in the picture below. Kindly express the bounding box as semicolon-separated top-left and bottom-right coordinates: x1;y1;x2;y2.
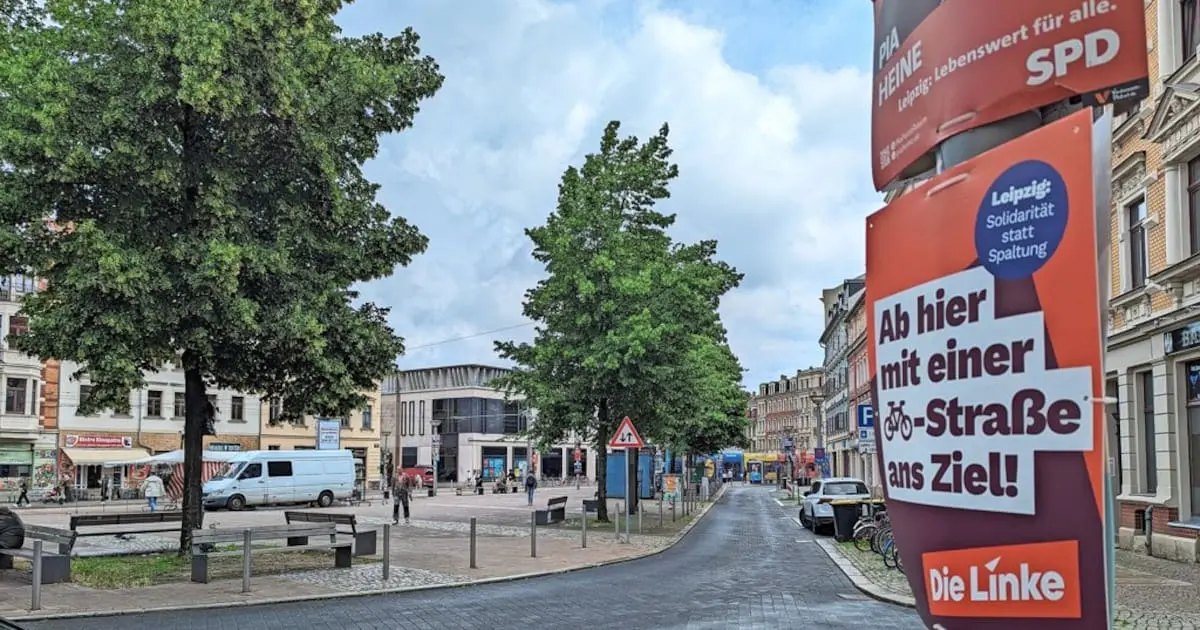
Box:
865;109;1107;628
871;0;1147;190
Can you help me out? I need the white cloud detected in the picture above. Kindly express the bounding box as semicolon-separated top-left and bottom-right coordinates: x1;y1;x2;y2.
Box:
343;0;880;386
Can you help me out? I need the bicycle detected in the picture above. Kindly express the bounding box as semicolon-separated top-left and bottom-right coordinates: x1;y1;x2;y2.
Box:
852;510;888;552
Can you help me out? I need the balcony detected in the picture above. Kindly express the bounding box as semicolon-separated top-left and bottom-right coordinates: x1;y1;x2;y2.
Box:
0;348;42;372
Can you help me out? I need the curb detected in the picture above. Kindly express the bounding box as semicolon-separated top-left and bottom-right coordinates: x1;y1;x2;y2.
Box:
812;539;917;609
10;485;728;622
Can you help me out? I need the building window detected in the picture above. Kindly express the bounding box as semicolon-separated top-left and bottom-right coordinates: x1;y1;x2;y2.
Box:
79;385;93;413
408;401;415;435
399;401;407;436
230;396;244;422
267;445;280;451
269;398;282;423
147;390;163;417
7;315;27;338
30;381;37;417
339;415;350;429
1140;371;1158;494
1185;0;1200;61
4;378;26;414
1128;198;1149;288
419;401;425;435
174;392;185;419
361;407;372;430
206;394;217;415
1189;158;1200;255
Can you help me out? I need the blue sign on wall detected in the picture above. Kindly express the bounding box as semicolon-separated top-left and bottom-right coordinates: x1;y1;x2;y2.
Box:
856;404;874;429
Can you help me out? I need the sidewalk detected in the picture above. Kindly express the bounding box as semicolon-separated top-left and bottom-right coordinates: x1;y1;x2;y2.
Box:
0;486;724;621
817;538;1200;629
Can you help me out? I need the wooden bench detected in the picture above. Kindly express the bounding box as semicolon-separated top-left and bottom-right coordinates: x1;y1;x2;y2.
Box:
70;511;183;538
283;511;376;556
535;496;568;526
190;524;352;584
0;525;77;583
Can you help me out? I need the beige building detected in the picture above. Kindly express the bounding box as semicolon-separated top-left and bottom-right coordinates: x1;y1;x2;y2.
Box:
820;277;865;479
382;364;595;484
258;391;382;492
748;368;823;480
1108;0;1200;561
0;275;57;490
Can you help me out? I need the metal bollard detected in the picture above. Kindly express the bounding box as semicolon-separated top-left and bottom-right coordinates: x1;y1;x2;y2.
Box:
242;529;252;593
582;511;588;548
659;497;664;528
530;512;537;558
30;540;42;611
469;517;477;569
672;499;676;522
615;504;621;540
382;524;391;581
638;502;643;535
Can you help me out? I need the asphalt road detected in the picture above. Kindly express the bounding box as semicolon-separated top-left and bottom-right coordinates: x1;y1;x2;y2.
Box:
26;486;923;630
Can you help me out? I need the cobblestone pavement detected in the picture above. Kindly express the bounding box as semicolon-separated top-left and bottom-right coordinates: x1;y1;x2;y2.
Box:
26;487;923;629
819;531;1200;629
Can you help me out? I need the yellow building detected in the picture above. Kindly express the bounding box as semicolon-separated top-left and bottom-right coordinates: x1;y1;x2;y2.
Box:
258;390;383;492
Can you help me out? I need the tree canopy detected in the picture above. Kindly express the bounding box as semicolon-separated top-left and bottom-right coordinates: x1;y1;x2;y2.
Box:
1;0;442;548
496;121;747;520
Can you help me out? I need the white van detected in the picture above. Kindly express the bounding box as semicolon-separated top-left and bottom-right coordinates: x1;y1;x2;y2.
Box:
202;449;355;511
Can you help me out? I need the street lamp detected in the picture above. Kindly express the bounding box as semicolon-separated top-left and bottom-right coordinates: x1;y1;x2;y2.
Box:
810;391;826;480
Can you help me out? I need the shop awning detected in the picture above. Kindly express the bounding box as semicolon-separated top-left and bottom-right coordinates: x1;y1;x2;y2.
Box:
62;447;150;466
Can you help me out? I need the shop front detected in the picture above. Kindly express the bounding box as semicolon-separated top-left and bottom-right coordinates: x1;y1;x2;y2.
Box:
59;433;148;492
0;443;34;492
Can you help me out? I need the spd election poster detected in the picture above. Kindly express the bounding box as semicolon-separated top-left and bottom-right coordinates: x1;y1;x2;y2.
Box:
865;109;1108;628
872;0;1148;190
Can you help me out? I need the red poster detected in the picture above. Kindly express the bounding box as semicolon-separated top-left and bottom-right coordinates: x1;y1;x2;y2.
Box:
871;0;1148;190
865;109;1108;627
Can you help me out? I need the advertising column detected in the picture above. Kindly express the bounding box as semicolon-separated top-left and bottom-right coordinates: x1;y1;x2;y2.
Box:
869;2;1149;628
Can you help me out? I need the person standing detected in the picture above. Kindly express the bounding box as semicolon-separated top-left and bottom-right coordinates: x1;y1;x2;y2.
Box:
393;473;411;525
15;477;29;508
524;471;538;508
141;472;164;512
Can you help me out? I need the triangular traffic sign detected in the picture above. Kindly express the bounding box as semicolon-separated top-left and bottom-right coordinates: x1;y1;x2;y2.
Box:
608;416;645;449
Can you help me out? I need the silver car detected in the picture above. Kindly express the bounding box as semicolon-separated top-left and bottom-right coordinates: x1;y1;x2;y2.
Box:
798;477;871;534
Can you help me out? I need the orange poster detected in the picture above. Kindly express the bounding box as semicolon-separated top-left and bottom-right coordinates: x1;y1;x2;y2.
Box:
872;0;1148;190
865;109;1107;628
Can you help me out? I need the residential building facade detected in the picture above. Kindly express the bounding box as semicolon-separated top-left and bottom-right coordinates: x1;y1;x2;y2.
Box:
748;368;823;481
0;275;57;490
258;391;382;492
382;364;595;483
846;286;879;492
56;360;263;492
1109;0;1200;561
820;277;865;479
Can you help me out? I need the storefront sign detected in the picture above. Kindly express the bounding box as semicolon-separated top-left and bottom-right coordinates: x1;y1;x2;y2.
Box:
0;445;32;466
1163;321;1200;356
871;0;1148;190
64;435;132;449
315;419;341;450
206;443;242;452
866;110;1108;626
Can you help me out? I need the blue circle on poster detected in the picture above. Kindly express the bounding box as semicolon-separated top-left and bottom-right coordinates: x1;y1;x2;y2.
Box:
974;160;1069;280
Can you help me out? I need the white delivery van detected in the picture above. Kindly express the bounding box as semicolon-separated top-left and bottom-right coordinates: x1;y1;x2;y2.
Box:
202;449;355;511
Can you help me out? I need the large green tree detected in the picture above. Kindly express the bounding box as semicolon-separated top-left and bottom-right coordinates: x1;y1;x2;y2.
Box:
0;0;442;550
496;121;743;521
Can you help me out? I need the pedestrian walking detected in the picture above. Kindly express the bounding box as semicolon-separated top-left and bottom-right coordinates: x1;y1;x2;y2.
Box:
393;473;411;525
141;472;164;512
524;471;538;507
15;477;29;507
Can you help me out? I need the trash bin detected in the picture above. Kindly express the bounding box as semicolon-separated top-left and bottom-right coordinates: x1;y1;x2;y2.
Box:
830;500;862;542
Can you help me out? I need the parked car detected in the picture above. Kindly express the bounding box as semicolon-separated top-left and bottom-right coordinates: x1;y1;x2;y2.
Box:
402;466;435;486
202;449;355;511
798;477;871;534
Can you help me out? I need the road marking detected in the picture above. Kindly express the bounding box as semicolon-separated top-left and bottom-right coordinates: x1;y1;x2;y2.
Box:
791;517;804;529
774;499;785;507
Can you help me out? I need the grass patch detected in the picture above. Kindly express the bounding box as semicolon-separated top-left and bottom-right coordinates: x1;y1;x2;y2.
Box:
57;547;380;589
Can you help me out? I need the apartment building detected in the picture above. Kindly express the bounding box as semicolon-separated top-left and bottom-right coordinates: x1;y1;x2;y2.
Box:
846;286;880;491
1109;0;1200;561
56;360;263;491
820;276;865;478
259;391;382;492
748;368;823;481
382;364;594;483
0;274;57;489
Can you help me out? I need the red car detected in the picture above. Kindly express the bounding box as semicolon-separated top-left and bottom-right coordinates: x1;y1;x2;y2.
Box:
401;466;434;486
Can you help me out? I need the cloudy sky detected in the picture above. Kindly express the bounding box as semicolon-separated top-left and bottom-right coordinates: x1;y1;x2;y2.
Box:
340;0;881;388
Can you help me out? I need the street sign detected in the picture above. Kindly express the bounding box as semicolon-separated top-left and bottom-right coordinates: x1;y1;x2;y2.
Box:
607;416;645;449
782;436;795;452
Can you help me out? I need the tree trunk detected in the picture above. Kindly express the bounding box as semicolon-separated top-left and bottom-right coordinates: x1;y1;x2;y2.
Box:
179;354;206;554
595;398;609;523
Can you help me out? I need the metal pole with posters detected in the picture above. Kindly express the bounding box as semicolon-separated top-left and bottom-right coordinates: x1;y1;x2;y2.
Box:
869;1;1147;628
